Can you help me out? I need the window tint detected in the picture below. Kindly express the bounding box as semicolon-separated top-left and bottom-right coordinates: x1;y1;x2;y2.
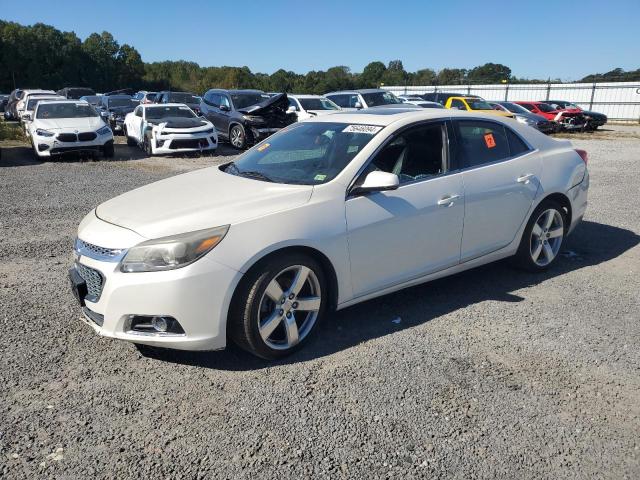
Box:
450;99;466;110
505;128;530;156
364;123;446;184
220;95;230;109
349;95;361;108
454;120;510;168
328;95;349;108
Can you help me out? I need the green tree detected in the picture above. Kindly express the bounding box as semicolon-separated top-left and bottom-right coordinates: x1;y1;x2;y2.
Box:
467;63;512;83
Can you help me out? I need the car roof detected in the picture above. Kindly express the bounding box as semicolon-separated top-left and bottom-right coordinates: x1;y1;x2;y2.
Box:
35;99;90;106
207;89;265;95
325;89;389;95
142;103;193;108
289;94;328;99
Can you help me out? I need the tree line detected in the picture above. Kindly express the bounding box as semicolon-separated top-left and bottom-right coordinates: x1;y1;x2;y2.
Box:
1;21;638;95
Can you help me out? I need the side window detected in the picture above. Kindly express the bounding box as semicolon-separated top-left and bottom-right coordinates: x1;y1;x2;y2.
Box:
505;127;531;157
328;95;348;108
363;123;446;185
349;95;361;108
134;107;142;117
520;103;535;112
450;99;466;110
220;95;231;110
454;120;510;168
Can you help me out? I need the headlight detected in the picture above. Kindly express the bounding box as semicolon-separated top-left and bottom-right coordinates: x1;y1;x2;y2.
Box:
36;128;55;137
119;225;229;273
97;126;111;136
516;115;535;126
242;115;265;124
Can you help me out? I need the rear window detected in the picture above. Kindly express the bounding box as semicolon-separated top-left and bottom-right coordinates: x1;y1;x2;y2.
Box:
361;91;403;107
298;98;339;111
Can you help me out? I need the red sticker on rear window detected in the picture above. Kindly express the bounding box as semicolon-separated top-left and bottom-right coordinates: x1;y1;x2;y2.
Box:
484;133;496;148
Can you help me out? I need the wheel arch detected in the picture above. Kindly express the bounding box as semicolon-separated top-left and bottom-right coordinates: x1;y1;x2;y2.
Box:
229;245;340;315
539;191;572;227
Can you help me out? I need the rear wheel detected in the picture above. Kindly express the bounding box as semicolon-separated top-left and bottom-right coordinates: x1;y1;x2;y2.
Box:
229;124;246;149
513;200;567;271
228;253;327;359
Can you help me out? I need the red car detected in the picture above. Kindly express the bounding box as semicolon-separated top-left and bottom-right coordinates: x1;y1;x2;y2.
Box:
514;101;586;131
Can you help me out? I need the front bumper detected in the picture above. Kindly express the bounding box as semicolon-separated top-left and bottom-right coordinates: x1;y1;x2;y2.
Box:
34;133;114;157
567;169;589;235
153;129;217;154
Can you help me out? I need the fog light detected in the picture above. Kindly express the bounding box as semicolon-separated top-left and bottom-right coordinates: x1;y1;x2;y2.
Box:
151;316;168;332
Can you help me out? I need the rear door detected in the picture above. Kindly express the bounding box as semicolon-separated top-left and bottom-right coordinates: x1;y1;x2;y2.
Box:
452;119;541;261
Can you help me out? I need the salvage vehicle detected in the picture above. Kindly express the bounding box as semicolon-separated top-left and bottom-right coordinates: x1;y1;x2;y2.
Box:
397;95;444;108
16;90;56;119
70;108;589;359
547;100;607;130
123;103;217;156
22;95;66;135
200;90;296;149
4;89;24;120
154;91;202;115
488;101;556;133
97;94;137;133
287;94;341;120
56;87;96;99
28;100;114;159
514;101;587;131
325;89;420;111
444;96;515;119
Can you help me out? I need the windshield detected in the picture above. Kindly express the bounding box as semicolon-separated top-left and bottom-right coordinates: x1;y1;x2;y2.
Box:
232;93;265;109
298;97;340;111
226;122;380;185
500;102;530;114
146;106;196;120
108;97;135;108
467;100;494;110
537;103;556;113
36;103;98;119
169;92;199;104
361;91;403;107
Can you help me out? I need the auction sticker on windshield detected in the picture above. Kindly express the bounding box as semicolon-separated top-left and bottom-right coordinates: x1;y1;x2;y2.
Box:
342;125;383;134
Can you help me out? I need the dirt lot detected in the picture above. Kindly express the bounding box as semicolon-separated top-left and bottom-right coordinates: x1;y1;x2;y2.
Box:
1;126;639;479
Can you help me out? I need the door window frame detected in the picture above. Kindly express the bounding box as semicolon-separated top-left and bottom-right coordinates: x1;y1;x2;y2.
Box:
347;119;453;198
449;118;536;173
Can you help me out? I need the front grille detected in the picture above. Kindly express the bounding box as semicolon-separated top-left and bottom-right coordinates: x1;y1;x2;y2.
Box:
75;263;104;302
57;133;77;142
78;132;97;141
170;138;207;149
75;238;125;262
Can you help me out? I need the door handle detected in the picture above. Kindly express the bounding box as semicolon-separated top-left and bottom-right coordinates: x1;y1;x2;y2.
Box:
437;194;460;206
517;174;536;184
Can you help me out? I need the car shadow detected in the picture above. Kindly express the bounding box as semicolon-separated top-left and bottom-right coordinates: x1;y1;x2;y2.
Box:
137;220;640;370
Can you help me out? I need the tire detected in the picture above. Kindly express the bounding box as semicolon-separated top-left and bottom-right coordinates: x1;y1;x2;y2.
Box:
103;141;114;158
228;253;327;360
124;126;136;146
513;199;567;272
229;124;247;149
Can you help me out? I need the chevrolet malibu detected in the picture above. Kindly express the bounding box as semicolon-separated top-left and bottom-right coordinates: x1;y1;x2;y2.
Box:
70;109;589;359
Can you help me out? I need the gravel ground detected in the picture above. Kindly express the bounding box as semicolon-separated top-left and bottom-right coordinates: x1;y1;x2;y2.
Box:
1;126;639;479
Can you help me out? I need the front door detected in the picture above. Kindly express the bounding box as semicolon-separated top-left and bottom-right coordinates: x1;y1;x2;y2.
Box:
345;121;465;296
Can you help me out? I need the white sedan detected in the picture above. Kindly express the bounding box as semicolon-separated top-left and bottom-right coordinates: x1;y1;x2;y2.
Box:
28;100;114;158
70;108;589;359
123;103;217;155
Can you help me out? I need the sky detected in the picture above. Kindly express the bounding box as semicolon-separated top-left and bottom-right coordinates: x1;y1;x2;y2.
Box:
2;0;639;80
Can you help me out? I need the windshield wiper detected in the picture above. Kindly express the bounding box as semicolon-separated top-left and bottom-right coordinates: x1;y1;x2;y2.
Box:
237;170;274;182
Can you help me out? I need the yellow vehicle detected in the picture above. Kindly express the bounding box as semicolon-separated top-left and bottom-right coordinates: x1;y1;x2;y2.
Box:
444;97;514;118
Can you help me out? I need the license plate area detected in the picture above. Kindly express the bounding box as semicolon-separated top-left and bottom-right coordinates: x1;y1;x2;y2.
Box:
69;268;88;307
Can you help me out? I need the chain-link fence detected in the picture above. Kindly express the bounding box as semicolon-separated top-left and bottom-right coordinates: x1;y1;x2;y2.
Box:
382;81;640;121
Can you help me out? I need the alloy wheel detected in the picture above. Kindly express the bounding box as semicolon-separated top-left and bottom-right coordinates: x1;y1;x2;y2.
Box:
530;208;564;266
257;265;322;350
230;126;244;148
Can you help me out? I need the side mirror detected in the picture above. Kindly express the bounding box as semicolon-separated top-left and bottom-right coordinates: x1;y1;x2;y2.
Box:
219;104;230;112
354;101;363;109
351;171;399;195
286;105;297;114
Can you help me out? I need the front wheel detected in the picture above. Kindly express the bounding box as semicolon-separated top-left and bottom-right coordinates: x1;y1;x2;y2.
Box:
143;133;153;156
228;254;327;359
103;141;114;158
124;126;136;146
229;124;247;149
513;200;567;271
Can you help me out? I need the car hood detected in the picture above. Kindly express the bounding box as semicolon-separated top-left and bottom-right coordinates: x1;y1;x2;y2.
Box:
34;116;105;131
149;116;211;129
582;110;606;119
238;93;289;115
95;165;313;239
518;112;548;122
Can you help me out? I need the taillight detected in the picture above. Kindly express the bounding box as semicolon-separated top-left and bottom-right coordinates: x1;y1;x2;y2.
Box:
575;149;588;164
